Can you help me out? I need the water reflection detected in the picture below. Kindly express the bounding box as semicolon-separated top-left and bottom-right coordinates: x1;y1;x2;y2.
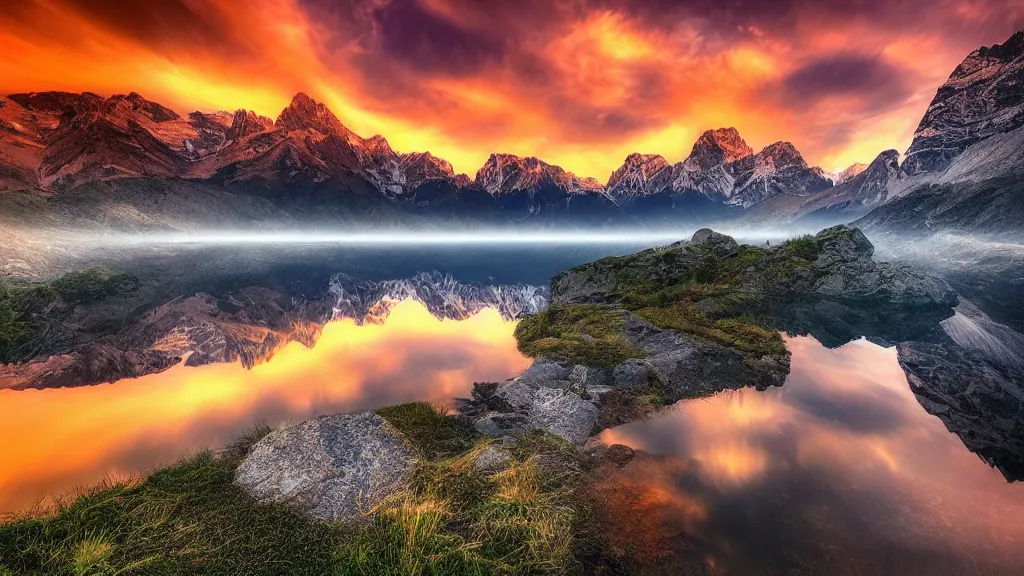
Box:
0;300;529;514
599;336;1024;575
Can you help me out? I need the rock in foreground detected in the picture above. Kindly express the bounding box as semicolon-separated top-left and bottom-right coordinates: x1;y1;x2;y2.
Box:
235;411;415;522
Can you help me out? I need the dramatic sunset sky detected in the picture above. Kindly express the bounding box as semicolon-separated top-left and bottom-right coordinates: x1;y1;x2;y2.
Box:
1;0;1022;178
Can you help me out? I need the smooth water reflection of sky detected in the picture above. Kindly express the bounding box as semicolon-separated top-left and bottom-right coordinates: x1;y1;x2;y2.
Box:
0;300;530;514
3;304;1024;574
600;336;1024;574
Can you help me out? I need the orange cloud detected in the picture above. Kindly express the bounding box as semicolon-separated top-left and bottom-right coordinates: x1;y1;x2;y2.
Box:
0;0;1021;178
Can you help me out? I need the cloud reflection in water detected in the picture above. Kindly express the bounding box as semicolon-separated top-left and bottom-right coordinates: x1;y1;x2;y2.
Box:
599;336;1024;574
0;299;530;514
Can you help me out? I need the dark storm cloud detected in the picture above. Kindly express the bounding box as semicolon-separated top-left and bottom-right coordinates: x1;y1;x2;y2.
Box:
372;0;505;74
775;53;915;108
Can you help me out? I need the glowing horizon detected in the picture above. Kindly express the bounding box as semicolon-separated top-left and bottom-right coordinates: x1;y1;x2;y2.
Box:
24;226;831;249
1;1;1021;178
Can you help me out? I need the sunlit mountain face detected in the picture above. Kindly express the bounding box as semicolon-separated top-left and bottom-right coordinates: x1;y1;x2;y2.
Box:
1;0;1021;179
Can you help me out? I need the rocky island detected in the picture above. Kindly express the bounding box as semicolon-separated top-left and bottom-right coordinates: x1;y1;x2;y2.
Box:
1;227;1004;575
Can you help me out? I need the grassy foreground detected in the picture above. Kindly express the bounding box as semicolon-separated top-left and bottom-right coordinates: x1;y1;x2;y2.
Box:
0;403;584;576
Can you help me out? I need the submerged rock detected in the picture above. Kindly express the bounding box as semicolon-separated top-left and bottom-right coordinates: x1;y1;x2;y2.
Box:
235;411;415;523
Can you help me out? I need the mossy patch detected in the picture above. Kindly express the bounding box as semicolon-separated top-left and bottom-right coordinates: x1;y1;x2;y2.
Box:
377;402;479;460
635;303;785;357
514;304;645;368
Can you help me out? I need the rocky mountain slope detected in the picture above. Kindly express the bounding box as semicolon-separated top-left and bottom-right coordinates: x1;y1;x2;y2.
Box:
789;30;1024;232
827;162;868;186
0;90;837;229
1;30;1021;233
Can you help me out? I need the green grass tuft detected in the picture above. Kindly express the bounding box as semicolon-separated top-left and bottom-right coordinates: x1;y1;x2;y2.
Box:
376;402;479;460
0;450;345;575
780;234;820;262
514;304;645;368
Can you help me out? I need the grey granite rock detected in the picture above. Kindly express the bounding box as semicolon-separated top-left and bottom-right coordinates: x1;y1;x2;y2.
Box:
612;359;654;388
568;364;611;388
472;377;600;445
690;228;739;258
475;412;532;437
470;445;513;473
235;411;414;523
526;386;600;445
516;359;573;388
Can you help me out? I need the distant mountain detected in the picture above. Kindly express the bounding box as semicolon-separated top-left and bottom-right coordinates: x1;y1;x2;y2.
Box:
0;89;836;229
827;163;868;186
472;153;616;219
603;128;830;221
1;30;1022;233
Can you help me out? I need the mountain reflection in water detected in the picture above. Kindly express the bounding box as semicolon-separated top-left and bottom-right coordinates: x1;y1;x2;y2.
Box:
0;300;529;515
599;335;1024;575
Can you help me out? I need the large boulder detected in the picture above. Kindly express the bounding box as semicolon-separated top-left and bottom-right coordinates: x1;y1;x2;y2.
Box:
235;411;415;523
690;228;739;258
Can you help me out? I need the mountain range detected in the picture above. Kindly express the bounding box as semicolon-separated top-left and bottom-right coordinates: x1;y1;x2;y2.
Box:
0;30;1022;235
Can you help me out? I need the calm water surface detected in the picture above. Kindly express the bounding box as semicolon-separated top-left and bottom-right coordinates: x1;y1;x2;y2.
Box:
0;300;529;513
599;336;1024;574
1;251;1023;574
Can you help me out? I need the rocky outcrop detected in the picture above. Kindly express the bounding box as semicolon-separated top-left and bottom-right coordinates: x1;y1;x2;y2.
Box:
470;375;600;445
903;31;1024;176
235;411;415;522
225;109;274;142
551;225;956;313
